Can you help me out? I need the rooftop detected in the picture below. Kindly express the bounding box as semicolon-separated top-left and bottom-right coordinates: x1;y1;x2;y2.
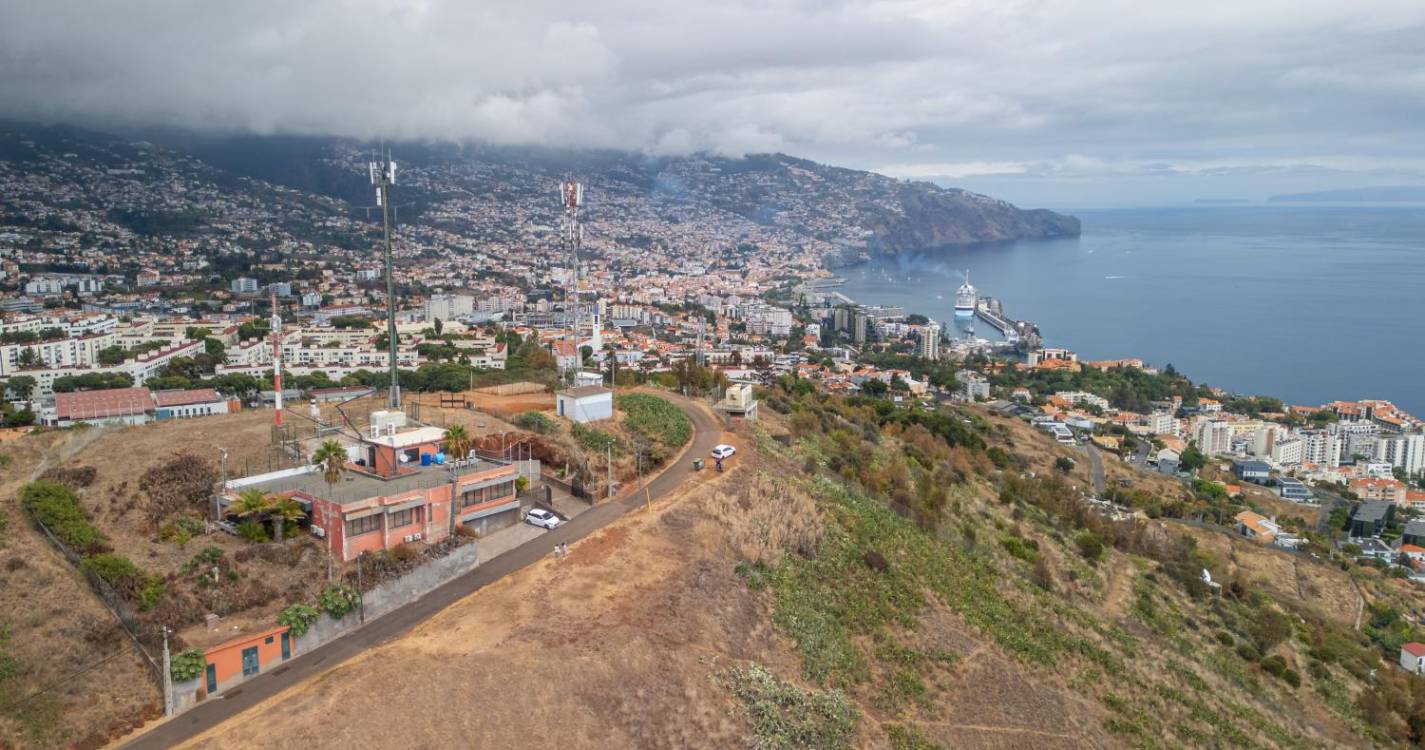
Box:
557;385;612;399
230;456;511;506
55;387;152;419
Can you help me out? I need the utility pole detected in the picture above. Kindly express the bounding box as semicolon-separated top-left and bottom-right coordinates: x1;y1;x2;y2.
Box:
161;627;174;717
606;443;613;500
214;448;228;523
371;155;401;409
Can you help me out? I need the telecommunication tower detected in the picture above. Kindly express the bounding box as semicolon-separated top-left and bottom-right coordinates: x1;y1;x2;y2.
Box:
270;291;283;426
559;179;584;376
370;155;401;409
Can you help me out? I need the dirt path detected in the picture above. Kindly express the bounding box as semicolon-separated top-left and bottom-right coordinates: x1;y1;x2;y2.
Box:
27;424;111;480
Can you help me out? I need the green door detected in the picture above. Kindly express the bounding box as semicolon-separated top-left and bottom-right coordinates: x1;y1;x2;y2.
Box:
241;646;259;677
205;663;217;693
280;632;291;660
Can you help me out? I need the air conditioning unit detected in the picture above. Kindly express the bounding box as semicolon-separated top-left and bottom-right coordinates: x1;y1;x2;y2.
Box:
412;532;422;541
402;534;414;543
311;526;325;538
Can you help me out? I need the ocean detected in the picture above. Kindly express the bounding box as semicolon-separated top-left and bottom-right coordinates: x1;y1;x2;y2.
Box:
837;205;1425;417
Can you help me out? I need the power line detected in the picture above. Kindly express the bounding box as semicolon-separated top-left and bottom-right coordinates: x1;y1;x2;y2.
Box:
0;640;147;713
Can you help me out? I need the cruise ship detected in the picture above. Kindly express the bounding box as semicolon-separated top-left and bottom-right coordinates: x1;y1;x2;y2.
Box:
954;271;976;317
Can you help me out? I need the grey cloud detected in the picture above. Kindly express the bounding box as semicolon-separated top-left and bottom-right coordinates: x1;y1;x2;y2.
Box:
1;0;1423;202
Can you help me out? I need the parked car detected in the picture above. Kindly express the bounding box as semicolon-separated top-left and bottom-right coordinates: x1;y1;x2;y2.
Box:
711;444;736;460
525;508;561;529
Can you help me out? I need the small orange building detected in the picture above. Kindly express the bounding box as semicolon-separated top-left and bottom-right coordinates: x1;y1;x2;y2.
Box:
200;625;293;697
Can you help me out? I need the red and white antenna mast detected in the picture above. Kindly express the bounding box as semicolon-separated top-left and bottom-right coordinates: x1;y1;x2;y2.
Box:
559;179;583;376
270;290;284;426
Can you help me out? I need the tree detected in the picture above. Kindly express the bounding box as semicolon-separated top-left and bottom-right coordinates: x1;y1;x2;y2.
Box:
230;489;273;525
1180;445;1207;472
443;424;472;460
6;375;35;401
311;440;347;498
97;345;128;366
1054;456;1075;474
861;378;888;397
267;496;305;543
432;317;443;336
15;348;40;369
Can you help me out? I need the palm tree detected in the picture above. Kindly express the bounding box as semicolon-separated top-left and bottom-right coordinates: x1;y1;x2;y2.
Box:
230;488;273;527
443;424;472;460
267;496;305;543
311;439;347;498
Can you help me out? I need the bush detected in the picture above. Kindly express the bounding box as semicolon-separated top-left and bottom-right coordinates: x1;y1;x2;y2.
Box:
571;423;620;453
82;553;165;610
20;480;109;554
161;515;207;547
617;393;692;448
181;546;225;575
236;521;270;543
512;410;556;434
38;465;98;489
515;475;529;493
1075;532;1104;564
319;583;360;619
170;648;206;682
1260;654;1300;687
722;663;858;750
277;603;321;637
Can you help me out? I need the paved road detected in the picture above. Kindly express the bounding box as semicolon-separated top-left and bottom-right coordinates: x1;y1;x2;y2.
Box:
121;394;723;750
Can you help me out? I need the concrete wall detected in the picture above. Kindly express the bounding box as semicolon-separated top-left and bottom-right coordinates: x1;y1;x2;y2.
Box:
294;541;481;654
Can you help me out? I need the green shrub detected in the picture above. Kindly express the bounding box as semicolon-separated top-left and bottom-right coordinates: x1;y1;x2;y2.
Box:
1235;642;1262;662
515;475;529;492
319;583;360;619
512;410;556;434
571;423;620;453
181;546;225;575
161;515;208;547
1074;531;1104;564
722;663;858;750
170;648;206;682
1215;631;1235;647
236;520;270;543
277;603;321;637
82;552;165;610
885;723;943;750
19;479;109;554
1000;535;1040;562
82;552;142;588
617;393;692;448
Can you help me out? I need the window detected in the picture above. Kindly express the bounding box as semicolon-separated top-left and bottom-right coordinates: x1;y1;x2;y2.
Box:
389;508;417;528
459;480;516;509
264;636;274;645
345;514;381;537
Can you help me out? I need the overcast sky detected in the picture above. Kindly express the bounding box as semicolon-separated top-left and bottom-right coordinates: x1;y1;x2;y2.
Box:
3;0;1424;206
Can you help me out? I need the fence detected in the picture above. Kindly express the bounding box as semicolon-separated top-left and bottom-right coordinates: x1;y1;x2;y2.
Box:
30;520;164;687
473;381;548;396
294;542;482;652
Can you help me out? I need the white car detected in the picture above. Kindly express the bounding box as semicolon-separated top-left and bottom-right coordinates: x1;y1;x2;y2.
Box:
525;508;561;529
711;444;736;460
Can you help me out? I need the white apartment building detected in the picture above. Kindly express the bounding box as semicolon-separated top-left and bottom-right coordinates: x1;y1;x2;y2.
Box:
916;323;941;361
739;303;794;337
1195;420;1233;455
1270;436;1305;467
1378;433;1425;478
425;293;474;322
1055;391;1111;411
230;277;259;294
1146;411;1177;436
1300;429;1341;468
0;331;117;377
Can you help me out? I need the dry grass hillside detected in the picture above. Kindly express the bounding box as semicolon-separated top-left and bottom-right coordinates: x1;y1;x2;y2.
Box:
158;385;1425;750
0;412;329;750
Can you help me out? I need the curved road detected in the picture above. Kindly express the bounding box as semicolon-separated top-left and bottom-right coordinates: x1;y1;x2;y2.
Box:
120;393;723;750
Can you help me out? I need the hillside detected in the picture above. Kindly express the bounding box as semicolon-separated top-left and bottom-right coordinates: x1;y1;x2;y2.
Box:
153;386;1425;750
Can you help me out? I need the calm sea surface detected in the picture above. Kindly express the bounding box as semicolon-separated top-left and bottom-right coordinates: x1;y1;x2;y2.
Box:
838;205;1425;417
